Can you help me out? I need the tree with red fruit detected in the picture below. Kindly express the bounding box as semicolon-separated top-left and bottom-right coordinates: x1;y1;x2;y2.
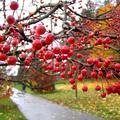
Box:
0;0;119;98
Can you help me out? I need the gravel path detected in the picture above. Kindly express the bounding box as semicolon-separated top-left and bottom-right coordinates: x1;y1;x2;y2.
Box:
11;88;103;120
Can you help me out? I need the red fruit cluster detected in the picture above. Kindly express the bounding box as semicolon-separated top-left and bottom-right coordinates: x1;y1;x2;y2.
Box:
44;51;54;60
95;37;112;48
106;81;120;95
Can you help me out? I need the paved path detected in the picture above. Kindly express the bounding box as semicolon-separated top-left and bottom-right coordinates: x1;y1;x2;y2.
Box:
11;88;103;120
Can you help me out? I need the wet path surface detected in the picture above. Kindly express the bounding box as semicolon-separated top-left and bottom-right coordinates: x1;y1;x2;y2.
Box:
11;88;103;120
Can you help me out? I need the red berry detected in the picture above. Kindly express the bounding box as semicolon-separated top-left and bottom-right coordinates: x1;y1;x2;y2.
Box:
76;53;82;58
98;71;103;77
61;46;70;54
55;62;60;67
72;84;77;90
77;74;83;81
36;25;46;35
104;59;111;68
56;56;62;62
94;38;102;45
87;57;94;64
2;44;10;53
60;72;65;78
53;67;60;72
7;15;16;25
95;61;102;68
69;78;75;84
32;39;42;50
53;47;60;54
0;52;7;61
67;50;73;57
7;56;17;65
45;33;54;45
10;1;19;10
91;71;97;79
101;92;107;98
72;65;77;70
81;68;87;76
115;63;120;70
0;35;4;42
95;85;101;91
24;58;32;66
11;38;19;46
82;85;88;92
67;71;73;77
67;37;75;44
106;72;112;79
106;86;112;94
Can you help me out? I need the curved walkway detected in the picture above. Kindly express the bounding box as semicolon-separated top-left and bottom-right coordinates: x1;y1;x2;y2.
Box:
11;88;103;120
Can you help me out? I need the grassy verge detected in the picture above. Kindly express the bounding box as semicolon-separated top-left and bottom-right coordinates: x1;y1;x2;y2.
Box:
14;81;120;120
0;98;26;120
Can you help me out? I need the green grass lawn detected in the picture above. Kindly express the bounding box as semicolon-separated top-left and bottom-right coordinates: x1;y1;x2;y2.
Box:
14;81;120;120
0;98;26;120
